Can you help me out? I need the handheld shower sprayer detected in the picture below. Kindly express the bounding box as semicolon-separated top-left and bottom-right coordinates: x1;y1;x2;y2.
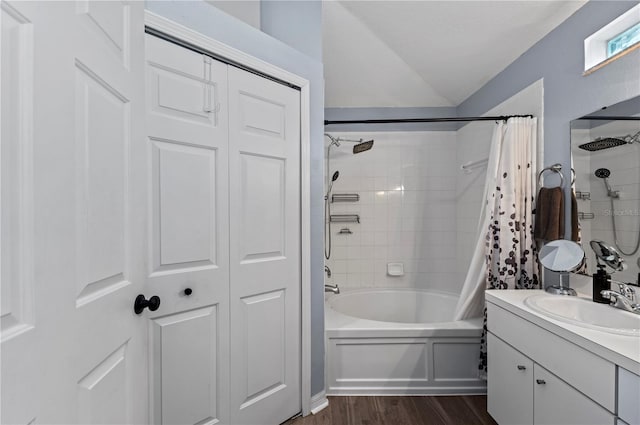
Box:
594;168;619;198
327;171;340;197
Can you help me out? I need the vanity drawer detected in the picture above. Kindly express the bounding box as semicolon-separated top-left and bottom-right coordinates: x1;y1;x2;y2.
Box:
487;302;616;411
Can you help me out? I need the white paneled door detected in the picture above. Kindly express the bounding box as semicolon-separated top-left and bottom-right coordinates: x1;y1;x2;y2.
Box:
145;36;302;425
228;67;301;425
1;1;147;424
145;34;230;425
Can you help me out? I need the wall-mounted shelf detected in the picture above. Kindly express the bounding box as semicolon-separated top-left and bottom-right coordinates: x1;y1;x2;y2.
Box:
330;214;360;223
575;191;591;200
332;193;359;203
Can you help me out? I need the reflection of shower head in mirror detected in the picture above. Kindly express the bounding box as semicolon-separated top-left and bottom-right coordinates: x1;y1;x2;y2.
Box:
589;240;627;272
594;168;619;198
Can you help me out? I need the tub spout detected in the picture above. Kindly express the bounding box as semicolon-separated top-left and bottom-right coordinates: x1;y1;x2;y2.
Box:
324;284;340;294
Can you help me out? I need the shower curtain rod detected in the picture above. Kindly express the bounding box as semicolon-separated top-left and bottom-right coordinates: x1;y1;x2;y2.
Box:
324;114;534;126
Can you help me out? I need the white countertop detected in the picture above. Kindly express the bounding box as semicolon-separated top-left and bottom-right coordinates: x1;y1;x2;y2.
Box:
486;289;640;375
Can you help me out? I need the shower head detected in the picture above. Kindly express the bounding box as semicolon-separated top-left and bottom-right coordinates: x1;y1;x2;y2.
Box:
353;139;374;154
594;168;619;198
579;137;627;152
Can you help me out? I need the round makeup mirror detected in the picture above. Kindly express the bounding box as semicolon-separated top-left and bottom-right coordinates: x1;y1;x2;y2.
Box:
539;240;585;296
589;239;627;272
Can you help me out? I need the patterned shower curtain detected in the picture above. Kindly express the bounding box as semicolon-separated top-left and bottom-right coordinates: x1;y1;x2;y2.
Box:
453;117;540;378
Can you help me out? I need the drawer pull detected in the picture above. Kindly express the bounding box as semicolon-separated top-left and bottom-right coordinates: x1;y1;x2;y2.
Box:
536;379;546;385
517;365;526;371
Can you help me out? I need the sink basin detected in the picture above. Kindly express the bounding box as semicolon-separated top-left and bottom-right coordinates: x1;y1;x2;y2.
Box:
524;294;640;336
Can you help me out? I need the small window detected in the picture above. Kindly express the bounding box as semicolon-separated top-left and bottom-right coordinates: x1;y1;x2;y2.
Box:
607;22;640;58
584;3;640;74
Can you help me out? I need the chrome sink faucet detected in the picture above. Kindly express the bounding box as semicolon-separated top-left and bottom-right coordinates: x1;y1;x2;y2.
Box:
601;283;640;314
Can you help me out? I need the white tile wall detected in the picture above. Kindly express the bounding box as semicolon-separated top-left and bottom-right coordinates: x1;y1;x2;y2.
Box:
325;131;459;292
324;81;545;295
455;121;494;293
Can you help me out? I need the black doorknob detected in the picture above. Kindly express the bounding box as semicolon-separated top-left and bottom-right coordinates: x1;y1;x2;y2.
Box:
134;294;161;314
184;288;193;296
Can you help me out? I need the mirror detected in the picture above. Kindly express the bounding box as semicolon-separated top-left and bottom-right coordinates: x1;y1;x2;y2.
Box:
570;95;640;284
539;240;585;296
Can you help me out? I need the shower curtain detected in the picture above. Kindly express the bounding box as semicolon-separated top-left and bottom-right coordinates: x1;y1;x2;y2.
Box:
453;117;540;377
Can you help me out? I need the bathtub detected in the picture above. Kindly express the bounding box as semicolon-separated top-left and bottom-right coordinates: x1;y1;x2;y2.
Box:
325;288;485;396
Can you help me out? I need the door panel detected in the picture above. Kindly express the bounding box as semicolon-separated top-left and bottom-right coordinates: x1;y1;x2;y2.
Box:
229;66;301;425
77;344;129;425
152;306;220;425
74;61;129;306
151;140;218;271
241;289;286;407
239;154;286;261
145;34;230;425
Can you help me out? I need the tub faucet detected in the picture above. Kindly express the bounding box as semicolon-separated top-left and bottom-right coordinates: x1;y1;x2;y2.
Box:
325;284;340;294
325;265;331;278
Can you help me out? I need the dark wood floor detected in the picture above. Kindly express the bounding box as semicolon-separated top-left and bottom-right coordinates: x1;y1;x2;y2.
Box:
285;396;497;425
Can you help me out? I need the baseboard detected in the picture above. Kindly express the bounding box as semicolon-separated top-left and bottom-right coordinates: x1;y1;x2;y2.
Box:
310;391;329;415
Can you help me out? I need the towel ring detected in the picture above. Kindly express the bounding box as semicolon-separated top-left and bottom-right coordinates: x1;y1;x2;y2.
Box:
538;163;565;188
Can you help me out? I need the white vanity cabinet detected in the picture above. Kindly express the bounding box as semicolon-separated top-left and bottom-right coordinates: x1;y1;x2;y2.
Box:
487;302;617;425
488;332;613;425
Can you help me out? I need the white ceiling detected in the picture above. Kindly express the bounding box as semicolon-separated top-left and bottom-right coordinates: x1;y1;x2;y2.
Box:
323;0;587;108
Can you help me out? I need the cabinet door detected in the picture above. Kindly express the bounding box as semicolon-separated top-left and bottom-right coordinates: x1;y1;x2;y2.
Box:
534;364;614;425
488;333;534;425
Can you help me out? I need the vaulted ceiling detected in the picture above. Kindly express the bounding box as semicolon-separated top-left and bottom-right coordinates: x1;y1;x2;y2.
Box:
323;1;587;108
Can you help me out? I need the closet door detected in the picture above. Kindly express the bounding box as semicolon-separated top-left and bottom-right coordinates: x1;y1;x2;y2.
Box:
2;1;147;423
145;35;230;425
228;67;302;424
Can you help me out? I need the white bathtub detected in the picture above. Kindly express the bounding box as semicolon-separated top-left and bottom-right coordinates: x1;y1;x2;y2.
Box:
325;288;485;396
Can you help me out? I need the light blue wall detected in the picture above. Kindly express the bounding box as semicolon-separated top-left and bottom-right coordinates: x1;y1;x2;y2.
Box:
145;0;326;397
261;1;323;62
458;1;640;234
